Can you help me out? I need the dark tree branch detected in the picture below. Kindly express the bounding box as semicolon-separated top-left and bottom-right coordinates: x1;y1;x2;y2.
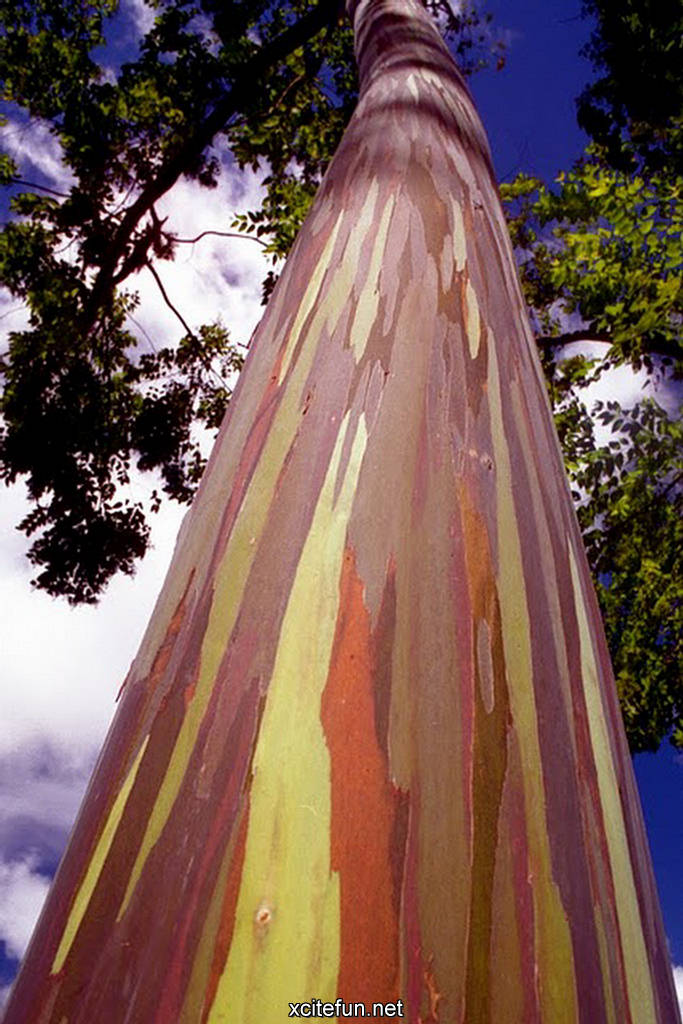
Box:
144;261;228;389
661;470;683;500
82;1;342;335
11;177;69;198
535;330;613;347
144;260;196;341
267;71;308;116
172;229;268;247
535;330;681;361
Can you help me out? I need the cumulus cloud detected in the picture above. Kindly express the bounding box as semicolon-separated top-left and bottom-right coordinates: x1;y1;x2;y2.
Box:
0;153;272;986
0;479;187;759
0;740;96;971
0;138;272;989
0;117;75;190
0;856;51;960
0;741;94;833
674;966;683;1017
0;288;30;357
122;0;156;36
129;157;271;353
0;471;188;991
552;339;681;449
0;151;269;759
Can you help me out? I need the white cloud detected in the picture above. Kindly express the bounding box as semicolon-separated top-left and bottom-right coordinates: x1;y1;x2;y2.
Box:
0;154;271;992
128;159;270;352
569;340;667;405
674;965;683;1017
554;339;681;446
0;475;187;987
0;856;51;960
0;288;29;355
433;0;465;28
1;118;75;190
0;159;269;762
0;741;93;978
0;479;187;760
122;0;156;36
0;741;94;836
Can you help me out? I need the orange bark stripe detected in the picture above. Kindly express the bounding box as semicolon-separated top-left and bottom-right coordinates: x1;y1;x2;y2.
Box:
116;573;192;717
321;547;402;1005
146;578;192;696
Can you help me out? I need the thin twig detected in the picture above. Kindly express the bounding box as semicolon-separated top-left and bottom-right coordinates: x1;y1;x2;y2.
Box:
145;261;195;338
267;71;307;117
82;1;337;331
109;180;140;218
144;261;228;388
535;330;681;362
126;311;159;353
535;331;612;347
172;229;268;247
0;303;26;322
11;177;68;198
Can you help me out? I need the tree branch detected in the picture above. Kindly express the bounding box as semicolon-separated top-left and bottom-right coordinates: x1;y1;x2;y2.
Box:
171;229;267;247
82;1;341;335
144;261;195;341
11;177;68;198
535;331;613;348
661;471;683;500
535;330;682;361
144;261;228;390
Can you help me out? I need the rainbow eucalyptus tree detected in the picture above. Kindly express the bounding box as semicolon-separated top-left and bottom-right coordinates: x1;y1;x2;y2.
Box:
4;0;679;1020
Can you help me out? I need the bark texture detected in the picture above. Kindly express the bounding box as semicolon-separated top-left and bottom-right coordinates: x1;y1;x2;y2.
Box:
5;1;679;1021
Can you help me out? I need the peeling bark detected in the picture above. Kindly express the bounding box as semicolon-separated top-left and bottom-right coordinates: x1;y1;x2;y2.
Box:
4;1;679;1021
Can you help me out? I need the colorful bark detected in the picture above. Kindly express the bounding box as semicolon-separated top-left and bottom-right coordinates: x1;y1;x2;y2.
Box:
5;0;679;1021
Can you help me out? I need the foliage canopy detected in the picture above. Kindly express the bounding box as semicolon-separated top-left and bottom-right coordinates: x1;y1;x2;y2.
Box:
0;0;495;602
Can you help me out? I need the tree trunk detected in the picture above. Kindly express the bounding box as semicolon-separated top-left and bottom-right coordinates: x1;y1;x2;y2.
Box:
5;1;678;1020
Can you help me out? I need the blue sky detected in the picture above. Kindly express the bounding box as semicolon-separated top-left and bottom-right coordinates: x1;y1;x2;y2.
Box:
0;0;681;1010
471;0;590;182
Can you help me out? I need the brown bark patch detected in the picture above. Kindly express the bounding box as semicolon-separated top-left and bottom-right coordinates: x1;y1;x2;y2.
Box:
321;547;405;1005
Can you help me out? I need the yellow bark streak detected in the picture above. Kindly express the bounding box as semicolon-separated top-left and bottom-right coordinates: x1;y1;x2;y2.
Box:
117;214;353;922
51;736;150;974
278;210;344;384
594;907;619;1024
349;194;396;361
488;339;578;1022
510;381;577;755
450;196;467;273
465;279;480;359
323;180;379;344
178;814;247;1024
345;179;379;269
568;544;657;1024
206;411;368;1023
